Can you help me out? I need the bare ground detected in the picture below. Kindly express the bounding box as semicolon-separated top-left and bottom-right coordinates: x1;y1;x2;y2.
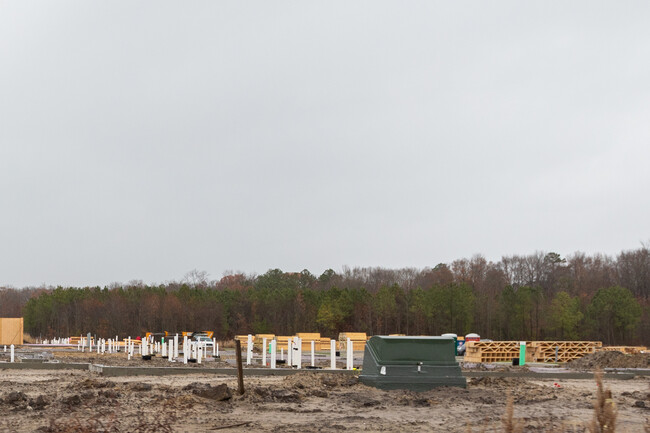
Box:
1;365;649;432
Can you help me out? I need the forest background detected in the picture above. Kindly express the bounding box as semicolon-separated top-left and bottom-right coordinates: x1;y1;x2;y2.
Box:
1;248;647;345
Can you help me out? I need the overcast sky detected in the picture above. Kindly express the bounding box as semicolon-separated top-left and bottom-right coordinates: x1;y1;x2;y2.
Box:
1;1;649;287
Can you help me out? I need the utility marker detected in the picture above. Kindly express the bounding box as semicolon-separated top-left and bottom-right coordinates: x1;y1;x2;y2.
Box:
270;340;276;369
346;338;353;370
311;340;315;367
262;337;267;367
330;339;336;369
246;334;252;365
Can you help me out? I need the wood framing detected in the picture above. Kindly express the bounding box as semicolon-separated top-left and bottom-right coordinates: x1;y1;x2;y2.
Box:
463;341;522;363
529;341;602;363
598;346;647;355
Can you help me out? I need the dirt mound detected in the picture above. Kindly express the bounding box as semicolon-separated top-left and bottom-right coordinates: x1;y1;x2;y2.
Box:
567;351;650;369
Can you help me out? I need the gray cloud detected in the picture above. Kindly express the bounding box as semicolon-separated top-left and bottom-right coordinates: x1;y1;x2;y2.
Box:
1;1;649;286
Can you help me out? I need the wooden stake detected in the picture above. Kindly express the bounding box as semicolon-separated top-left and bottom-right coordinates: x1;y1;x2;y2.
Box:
235;339;245;395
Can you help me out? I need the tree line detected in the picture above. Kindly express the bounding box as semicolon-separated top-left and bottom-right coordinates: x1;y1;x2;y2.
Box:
1;248;648;345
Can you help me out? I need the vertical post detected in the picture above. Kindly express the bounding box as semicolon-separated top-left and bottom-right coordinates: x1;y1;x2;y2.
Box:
235;339;245;395
10;344;14;363
197;344;202;364
87;333;92;352
346;338;353;370
213;339;217;357
296;337;302;369
287;339;292;366
262;337;267;367
168;340;173;362
519;341;526;366
330;339;336;370
281;348;284;361
174;334;179;359
270;340;277;369
216;343;219;358
311;340;315;367
246;334;252;365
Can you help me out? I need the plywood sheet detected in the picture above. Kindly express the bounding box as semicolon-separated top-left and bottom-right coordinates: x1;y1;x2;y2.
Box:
0;318;23;345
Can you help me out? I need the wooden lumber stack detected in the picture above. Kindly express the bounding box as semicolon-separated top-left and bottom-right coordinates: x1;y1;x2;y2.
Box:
296;333;321;350
254;334;275;348
275;336;293;348
598;346;647;355
529;341;602;362
338;332;367;351
234;335;255;343
320;337;333;350
463;341;521;363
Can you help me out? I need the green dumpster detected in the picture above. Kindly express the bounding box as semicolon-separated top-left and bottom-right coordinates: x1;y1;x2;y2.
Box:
359;336;466;391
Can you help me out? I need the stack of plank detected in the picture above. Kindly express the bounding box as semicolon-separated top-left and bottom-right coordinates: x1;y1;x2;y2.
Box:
529;341;602;363
338;332;367;351
275;336;292;348
464;341;522;363
598;346;647;355
296;333;321;350
234;335;254;343
254;334;275;348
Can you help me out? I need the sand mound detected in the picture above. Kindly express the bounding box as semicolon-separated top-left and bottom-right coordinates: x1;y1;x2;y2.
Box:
567;350;650;369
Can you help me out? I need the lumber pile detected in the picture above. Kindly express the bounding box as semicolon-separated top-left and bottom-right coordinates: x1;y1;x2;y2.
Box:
294;333;319;350
254;334;275;348
234;335;255;343
464;341;521;363
529;341;602;363
464;340;604;363
338;332;367;351
275;336;293;348
598;346;647;355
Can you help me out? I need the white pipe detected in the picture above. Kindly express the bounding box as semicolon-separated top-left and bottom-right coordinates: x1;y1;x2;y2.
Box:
246;334;252;365
296;337;302;369
330;339;336;369
311;340;315;367
262;338;267;367
10;344;14;363
346;338;353;370
270;340;276;369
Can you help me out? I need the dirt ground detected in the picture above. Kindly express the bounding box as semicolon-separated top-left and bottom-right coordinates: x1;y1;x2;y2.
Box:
0;367;648;432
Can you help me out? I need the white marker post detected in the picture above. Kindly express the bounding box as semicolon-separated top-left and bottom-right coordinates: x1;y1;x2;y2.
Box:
330;339;336;369
213;339;217;357
262;337;267;367
287;340;292;366
270;340;277;369
197;345;202;364
174;335;179;359
168;340;173;362
246;334;252;365
346;338;353;370
10;344;14;363
295;337;302;369
216;343;219;358
311;340;315;367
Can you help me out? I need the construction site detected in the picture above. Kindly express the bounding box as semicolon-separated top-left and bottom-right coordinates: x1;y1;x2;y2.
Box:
1;322;649;432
